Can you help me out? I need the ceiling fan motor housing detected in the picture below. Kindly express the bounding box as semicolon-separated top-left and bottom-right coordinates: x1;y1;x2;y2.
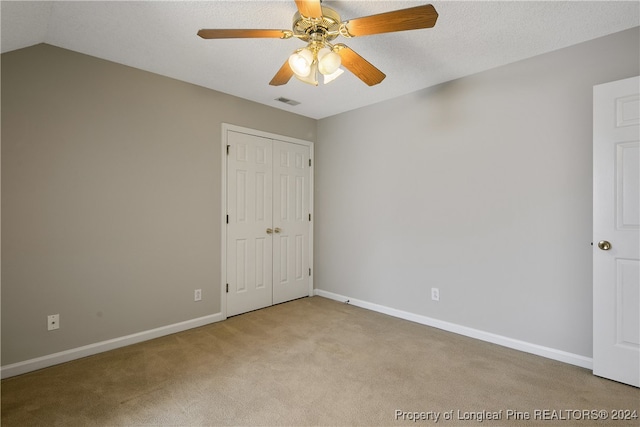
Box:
292;6;341;42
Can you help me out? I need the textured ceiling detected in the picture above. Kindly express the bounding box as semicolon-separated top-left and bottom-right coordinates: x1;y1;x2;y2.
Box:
2;1;639;119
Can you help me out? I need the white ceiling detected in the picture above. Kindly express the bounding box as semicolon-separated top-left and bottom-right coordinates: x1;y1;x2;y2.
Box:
2;1;638;119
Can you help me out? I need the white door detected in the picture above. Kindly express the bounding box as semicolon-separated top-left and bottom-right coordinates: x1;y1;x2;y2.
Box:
273;141;311;304
226;129;312;317
226;131;274;317
593;76;640;387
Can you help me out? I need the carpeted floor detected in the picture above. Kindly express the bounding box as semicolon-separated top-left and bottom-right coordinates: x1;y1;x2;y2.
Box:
2;296;639;426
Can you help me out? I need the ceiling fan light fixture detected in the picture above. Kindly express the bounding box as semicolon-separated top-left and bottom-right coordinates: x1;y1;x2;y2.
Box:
288;48;314;77
323;67;344;84
317;47;341;75
294;61;319;86
199;2;439;88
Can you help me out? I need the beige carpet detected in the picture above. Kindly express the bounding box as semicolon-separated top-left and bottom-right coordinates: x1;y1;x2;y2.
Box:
2;296;639;426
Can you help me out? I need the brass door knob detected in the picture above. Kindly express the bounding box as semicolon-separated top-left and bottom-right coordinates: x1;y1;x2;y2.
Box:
597;240;611;251
274;227;282;234
266;228;273;234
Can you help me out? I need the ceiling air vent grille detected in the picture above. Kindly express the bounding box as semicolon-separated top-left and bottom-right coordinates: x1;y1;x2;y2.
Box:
275;97;301;106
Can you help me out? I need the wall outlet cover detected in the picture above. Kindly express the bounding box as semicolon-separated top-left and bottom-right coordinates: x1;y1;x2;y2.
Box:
47;314;60;331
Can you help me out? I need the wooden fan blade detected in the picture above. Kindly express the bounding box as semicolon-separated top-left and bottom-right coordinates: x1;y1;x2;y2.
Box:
295;0;323;19
269;61;294;86
198;29;290;39
344;4;438;37
335;44;385;86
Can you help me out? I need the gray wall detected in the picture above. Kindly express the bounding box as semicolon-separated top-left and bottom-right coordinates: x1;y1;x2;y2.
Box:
1;44;316;365
315;27;639;358
3;27;639;368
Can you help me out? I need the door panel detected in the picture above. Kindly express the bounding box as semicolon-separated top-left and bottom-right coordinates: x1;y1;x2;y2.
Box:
227;131;273;317
617;142;640;229
593;76;640;387
273;141;310;304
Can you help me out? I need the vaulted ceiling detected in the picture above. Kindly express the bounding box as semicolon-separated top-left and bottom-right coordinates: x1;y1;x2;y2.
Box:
2;1;638;119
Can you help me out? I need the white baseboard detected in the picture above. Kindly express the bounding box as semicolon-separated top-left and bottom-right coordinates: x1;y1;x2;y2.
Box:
314;289;593;370
3;292;594;379
1;312;225;379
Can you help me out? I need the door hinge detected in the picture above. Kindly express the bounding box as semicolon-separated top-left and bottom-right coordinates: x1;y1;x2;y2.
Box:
226;283;229;293
309;213;311;221
226;214;229;224
309;268;311;277
226;144;230;155
309;158;312;167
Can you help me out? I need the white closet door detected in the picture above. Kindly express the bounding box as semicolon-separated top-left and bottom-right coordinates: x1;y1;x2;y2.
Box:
225;127;312;316
226;131;273;317
272;140;311;304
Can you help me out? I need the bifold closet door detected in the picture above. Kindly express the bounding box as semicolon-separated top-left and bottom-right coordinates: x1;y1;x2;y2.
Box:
226;131;273;317
226;131;310;316
272;140;310;304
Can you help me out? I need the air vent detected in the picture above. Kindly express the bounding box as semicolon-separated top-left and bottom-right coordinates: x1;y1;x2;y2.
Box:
275;97;301;106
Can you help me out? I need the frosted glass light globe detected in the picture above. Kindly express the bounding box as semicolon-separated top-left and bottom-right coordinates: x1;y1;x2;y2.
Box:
288;49;314;77
317;47;341;75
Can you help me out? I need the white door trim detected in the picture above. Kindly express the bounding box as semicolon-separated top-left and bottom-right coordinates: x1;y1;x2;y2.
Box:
221;123;314;318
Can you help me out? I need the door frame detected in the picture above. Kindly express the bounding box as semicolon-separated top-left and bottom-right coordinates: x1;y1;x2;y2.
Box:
220;123;314;318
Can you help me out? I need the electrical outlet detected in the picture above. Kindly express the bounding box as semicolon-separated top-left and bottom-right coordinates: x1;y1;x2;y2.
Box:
47;314;60;331
194;289;202;302
431;288;440;302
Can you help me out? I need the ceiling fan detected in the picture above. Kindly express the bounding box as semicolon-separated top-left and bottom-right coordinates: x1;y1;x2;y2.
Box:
197;0;438;87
